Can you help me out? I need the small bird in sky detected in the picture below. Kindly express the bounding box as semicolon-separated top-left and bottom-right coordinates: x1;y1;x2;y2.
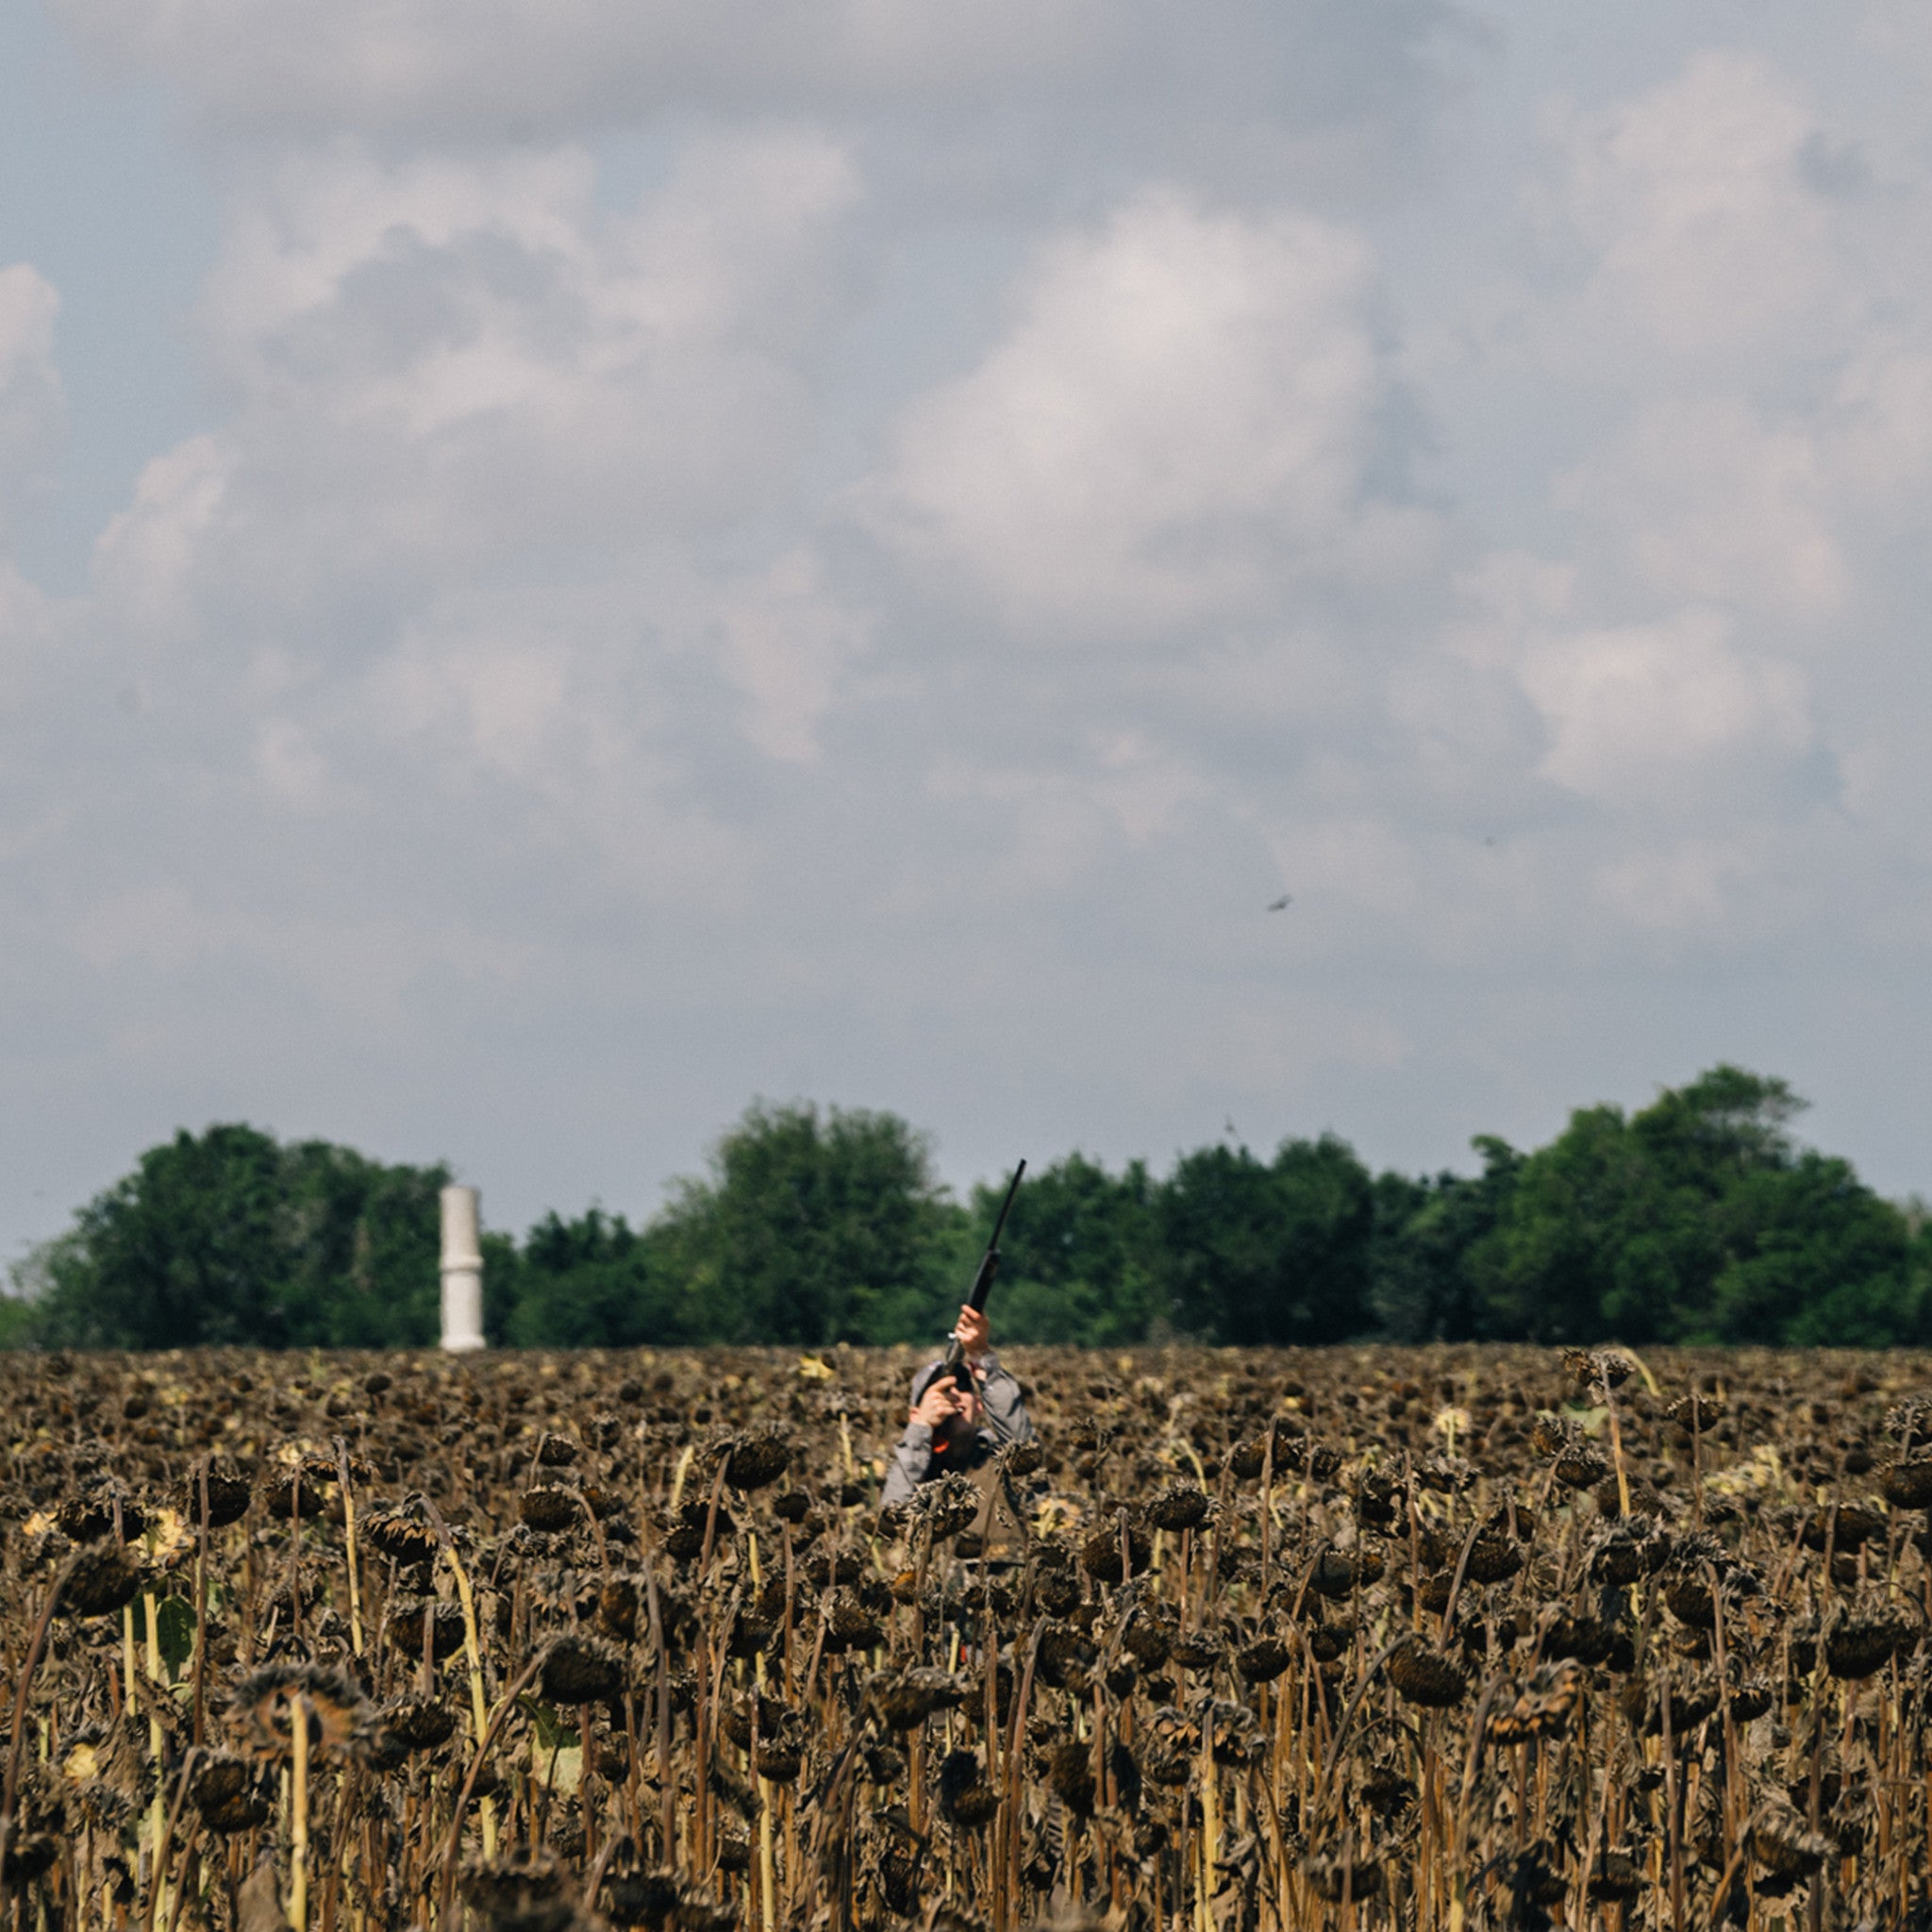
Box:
1265;894;1292;911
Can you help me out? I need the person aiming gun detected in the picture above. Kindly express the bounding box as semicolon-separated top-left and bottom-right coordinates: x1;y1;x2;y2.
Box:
880;1161;1035;1512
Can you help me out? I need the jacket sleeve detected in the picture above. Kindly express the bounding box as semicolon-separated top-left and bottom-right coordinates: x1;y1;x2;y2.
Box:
974;1351;1037;1447
879;1420;935;1511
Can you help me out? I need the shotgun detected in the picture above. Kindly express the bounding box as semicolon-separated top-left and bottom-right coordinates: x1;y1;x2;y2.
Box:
943;1159;1025;1392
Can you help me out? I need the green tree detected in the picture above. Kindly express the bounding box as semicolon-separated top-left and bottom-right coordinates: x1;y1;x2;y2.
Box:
1468;1105;1663;1341
1368;1137;1523;1341
1157;1135;1375;1344
967;1153;1162;1345
0;1295;36;1349
645;1101;961;1346
24;1125;448;1350
499;1208;696;1349
30;1124;298;1348
281;1142;451;1347
1469;1066;1918;1345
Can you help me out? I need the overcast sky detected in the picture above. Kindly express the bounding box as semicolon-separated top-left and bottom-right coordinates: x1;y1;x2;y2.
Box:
6;0;1932;1261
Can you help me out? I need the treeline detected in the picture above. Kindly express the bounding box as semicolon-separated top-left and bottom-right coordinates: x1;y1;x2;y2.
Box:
8;1067;1930;1352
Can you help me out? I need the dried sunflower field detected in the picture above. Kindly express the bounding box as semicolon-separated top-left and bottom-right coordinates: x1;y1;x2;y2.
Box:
4;1345;1932;1931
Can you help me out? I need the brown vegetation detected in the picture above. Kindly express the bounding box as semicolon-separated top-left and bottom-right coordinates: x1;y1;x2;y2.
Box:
1;1342;1929;1930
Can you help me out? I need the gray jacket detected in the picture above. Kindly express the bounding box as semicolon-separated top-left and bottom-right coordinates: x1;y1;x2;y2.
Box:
879;1352;1036;1510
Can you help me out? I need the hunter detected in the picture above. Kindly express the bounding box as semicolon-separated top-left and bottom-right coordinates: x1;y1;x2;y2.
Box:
879;1300;1036;1510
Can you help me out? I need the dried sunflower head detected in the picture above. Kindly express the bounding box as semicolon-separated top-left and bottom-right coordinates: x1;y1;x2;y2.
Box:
385;1597;466;1659
1487;1663;1583;1744
519;1487;581;1533
1385;1638;1468;1707
362;1507;440;1568
1079;1516;1152;1583
375;1696;458;1756
1045;1740;1096;1817
882;1473;981;1543
1539;1613;1618;1669
1461;1532;1524;1587
866;1667;968;1732
1201;1698;1266;1767
1824;1605;1912;1680
1;1837;57;1884
938;1750;999;1829
1586;1851;1642;1903
234;1662;372;1762
1035;1619;1095;1692
191;1755;270;1833
1554;1443;1608;1491
755;1711;808;1784
719;1690;788;1751
1352;1472;1401;1530
1562;1349;1633;1392
261;1471;329;1522
600;1869;732;1932
1359;1761;1413;1816
603;1871;733;1932
1118;1596;1177;1668
58;1544;142;1620
1749;1804;1832;1880
57;1485;146;1544
71;1778;136;1834
1145;1482;1211;1531
658;1497;733;1561
1589;1522;1670;1587
1310;1549;1381;1597
1303;1853;1383;1903
1801;1501;1886;1551
180;1464;252;1531
1882;1456;1932;1510
1885;1395;1932;1444
1666;1391;1726;1432
820;1588;886;1656
1140;1719;1195;1788
720;1425;791;1492
1619;1668;1719;1739
1234;1634;1292;1685
541;1633;625;1707
461;1849;589;1932
1168;1628;1224;1673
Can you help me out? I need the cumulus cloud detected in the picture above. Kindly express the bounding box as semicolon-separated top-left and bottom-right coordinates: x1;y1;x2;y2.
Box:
118;132;856;618
867;191;1426;638
1557;397;1844;617
1518;608;1812;808
1538;52;1845;367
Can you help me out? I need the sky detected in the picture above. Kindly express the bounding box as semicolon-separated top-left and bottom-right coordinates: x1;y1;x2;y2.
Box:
7;0;1932;1262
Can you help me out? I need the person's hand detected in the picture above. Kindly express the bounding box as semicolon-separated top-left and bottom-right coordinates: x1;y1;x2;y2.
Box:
911;1378;968;1432
953;1303;991;1359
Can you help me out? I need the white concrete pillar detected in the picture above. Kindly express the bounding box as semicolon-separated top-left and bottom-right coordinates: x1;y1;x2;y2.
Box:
440;1185;486;1352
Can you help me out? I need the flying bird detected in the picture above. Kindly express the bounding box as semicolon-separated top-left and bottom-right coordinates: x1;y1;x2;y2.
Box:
1265;894;1292;912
